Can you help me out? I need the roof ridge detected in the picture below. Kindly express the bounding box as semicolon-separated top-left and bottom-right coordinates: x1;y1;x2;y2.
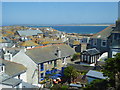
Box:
27;43;64;50
92;25;114;37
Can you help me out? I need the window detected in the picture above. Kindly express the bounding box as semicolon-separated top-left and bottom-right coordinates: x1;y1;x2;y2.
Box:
101;40;107;47
62;58;66;63
40;73;44;81
114;33;120;40
93;39;97;46
48;61;52;64
54;61;57;67
40;63;44;71
0;65;4;73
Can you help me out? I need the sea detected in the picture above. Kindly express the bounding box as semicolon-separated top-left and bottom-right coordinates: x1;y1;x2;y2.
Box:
28;26;108;34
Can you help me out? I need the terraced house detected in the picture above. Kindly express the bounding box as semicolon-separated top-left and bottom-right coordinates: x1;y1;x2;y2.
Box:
6;44;75;85
108;1;120;58
89;25;115;53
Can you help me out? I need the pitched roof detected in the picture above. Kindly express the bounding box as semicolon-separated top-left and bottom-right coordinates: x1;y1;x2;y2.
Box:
0;59;27;77
91;25;115;39
112;22;120;33
67;63;94;72
19;40;39;47
17;29;43;36
25;44;75;64
1;77;22;87
86;70;107;79
82;48;100;55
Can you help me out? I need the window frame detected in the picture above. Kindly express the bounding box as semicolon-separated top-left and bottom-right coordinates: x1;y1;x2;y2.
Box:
101;40;107;47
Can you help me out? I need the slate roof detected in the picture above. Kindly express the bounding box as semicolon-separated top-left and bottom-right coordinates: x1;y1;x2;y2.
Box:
19;40;39;47
86;70;107;79
1;77;22;87
0;59;27;77
3;48;20;56
91;25;115;39
67;63;94;72
82;48;100;55
25;44;75;64
0;59;26;87
111;23;120;33
17;29;43;36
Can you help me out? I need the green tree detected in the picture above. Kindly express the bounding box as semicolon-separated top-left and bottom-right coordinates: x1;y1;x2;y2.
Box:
71;53;80;61
64;66;79;83
103;53;120;90
84;79;108;90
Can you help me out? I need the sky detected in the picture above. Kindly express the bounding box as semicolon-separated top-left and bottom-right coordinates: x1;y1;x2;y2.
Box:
2;2;118;26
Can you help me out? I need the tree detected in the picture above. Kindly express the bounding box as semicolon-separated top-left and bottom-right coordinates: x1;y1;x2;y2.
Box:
84;79;108;90
63;66;79;83
71;53;80;61
103;53;120;90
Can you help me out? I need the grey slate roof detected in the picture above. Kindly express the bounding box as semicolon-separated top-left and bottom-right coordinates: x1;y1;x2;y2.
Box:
67;63;94;72
0;60;26;87
91;25;115;39
25;44;75;64
0;59;27;77
17;29;43;36
4;48;20;56
112;23;120;32
2;77;22;87
82;48;100;55
86;70;107;79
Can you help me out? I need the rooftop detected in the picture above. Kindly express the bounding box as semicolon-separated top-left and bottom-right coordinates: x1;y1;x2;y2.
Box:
0;59;27;77
17;29;43;36
82;48;100;55
19;40;39;47
91;25;115;39
25;44;75;64
86;70;107;79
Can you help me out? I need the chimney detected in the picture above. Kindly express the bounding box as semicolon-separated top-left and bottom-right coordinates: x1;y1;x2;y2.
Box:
56;47;61;58
4;51;12;61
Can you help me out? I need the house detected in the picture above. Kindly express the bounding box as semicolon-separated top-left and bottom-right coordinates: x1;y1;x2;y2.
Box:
6;44;75;85
80;48;100;66
16;29;43;37
108;2;120;58
80;37;90;52
16;29;43;41
67;36;81;52
18;40;39;49
86;70;108;83
0;59;27;89
89;25;115;53
0;36;14;49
